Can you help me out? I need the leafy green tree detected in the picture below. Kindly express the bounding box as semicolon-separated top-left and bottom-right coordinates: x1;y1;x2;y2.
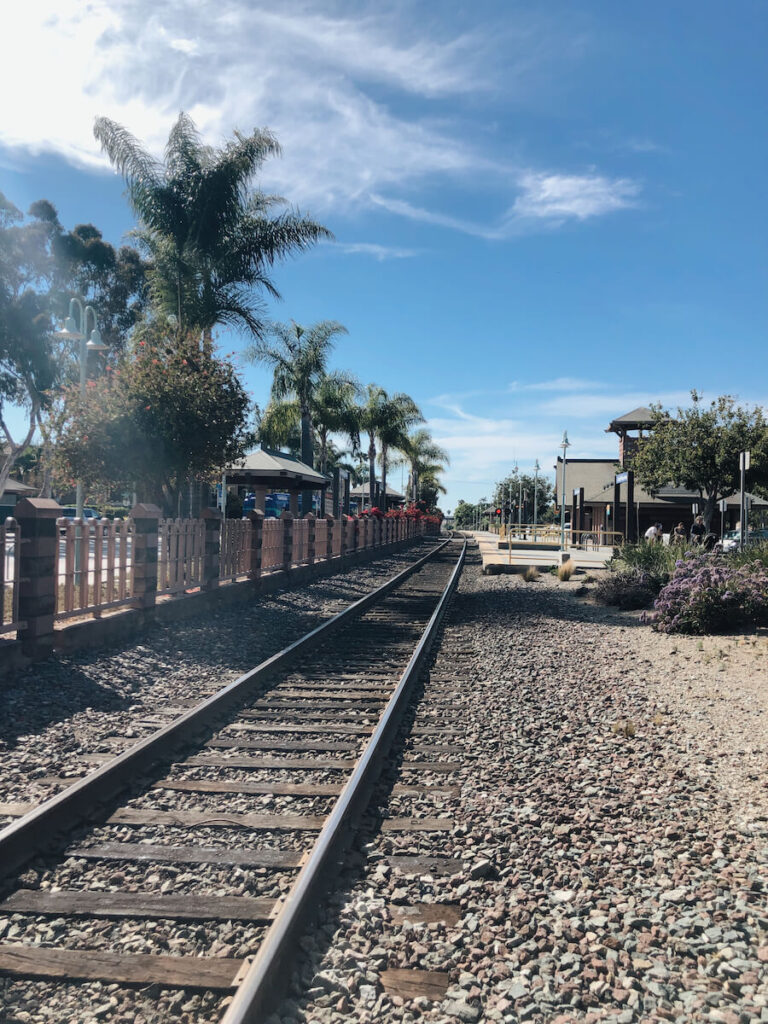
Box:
453;499;477;529
633;392;768;530
247;319;348;513
56;333;254;512
493;472;554;524
52;222;148;351
94;113;331;340
0;194;59;495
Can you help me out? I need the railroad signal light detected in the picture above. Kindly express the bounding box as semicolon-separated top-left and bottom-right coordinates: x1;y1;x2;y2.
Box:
495;507;502;517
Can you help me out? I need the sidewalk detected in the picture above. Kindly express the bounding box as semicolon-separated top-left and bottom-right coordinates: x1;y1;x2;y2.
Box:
464;530;612;573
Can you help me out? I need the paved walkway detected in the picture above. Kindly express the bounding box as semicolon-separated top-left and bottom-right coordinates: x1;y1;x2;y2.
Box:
463;530;612;572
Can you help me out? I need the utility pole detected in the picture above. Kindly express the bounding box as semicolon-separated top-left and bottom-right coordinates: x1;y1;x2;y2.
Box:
740;450;750;550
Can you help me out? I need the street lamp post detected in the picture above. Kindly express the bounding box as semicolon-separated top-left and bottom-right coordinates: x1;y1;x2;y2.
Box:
56;298;108;574
533;458;540;541
560;431;571;551
512;464;518;539
518;473;523;531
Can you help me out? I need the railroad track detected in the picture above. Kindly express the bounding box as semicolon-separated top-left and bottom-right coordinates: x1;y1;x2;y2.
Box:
0;538;465;1023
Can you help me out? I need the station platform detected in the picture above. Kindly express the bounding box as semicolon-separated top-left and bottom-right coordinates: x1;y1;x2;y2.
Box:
462;531;613;573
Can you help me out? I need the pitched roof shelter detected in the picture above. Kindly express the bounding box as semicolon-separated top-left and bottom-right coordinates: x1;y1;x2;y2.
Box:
224;447;328;490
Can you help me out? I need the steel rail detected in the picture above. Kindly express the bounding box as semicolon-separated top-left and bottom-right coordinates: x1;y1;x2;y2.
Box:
221;539;466;1024
0;539;451;880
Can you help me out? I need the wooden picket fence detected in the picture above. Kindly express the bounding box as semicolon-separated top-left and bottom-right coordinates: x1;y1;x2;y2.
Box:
1;518;22;635
55;517;134;621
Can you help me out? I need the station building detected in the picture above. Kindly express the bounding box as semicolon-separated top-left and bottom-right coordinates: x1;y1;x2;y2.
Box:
555;407;767;540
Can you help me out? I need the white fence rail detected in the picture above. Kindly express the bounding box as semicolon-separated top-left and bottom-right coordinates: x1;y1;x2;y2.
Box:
1;518;22;636
157;518;204;595
220;518;250;582
55;517;134;621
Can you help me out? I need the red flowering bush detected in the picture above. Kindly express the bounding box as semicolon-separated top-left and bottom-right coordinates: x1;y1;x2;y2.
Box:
56;335;253;506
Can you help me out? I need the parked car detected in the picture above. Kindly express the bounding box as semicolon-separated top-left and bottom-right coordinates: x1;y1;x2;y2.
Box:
717;528;768;553
59;507;101;521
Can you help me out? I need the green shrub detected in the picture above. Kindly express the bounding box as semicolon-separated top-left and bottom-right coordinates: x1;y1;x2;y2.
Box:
595;569;657;609
727;540;768;569
99;505;132;520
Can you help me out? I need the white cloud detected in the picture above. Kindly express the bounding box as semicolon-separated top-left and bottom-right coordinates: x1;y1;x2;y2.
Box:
511;377;605;392
509;171;640;222
371;170;641;237
1;1;641;230
331;242;417;261
537;391;691;419
0;0;490;207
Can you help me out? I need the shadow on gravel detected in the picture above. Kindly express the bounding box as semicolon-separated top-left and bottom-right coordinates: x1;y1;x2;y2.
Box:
0;663;134;751
454;585;648;631
0;558;419;750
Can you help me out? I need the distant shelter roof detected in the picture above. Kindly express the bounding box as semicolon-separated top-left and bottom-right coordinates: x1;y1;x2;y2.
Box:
225;447;328;490
2;478;36;496
349;483;405;501
606;406;656;433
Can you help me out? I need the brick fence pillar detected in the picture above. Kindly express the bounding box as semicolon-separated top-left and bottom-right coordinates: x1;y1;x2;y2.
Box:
325;515;335;561
352;515;360;554
130;503;161;611
340;515;350;558
201;507;222;591
281;511;294;571
306;512;316;566
247;509;264;580
16;498;60;660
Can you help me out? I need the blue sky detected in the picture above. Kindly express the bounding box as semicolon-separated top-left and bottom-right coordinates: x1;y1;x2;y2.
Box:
2;0;766;511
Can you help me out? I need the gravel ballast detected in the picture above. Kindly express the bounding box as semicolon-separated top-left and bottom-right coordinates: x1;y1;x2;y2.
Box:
276;549;768;1023
0;544;435;810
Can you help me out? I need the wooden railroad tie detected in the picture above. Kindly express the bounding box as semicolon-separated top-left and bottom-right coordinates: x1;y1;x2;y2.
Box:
0;945;245;990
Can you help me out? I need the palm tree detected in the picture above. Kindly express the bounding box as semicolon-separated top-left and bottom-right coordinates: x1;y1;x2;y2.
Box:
258;398;301;455
401;428;450;502
376;392;423;505
248;319;348;514
355;386;423;508
256;372;359;474
311;374;361;476
93;113;331;340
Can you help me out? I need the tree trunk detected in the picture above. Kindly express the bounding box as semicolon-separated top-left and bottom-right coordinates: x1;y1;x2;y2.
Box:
319;429;328;477
300;407;313;516
368;434;376;509
0;401;39;500
380;443;388;511
703;492;717;533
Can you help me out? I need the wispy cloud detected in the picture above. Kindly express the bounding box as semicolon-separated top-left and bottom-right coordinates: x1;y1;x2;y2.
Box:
509;171;640;222
537;390;691;418
331;241;417;261
510;377;605;392
371;170;641;237
2;1;641;231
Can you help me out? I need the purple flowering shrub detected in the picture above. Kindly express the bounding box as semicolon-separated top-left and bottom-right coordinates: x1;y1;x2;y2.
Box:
653;553;768;634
